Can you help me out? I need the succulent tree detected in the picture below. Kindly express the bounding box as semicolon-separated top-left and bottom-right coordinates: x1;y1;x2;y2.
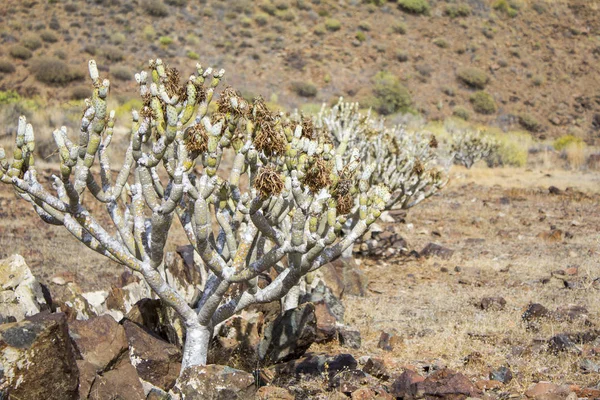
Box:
451;128;499;169
0;60;389;370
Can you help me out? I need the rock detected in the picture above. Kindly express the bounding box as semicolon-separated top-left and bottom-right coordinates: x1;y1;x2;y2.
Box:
0;313;78;399
537;229;563;242
52;282;95;321
259;303;317;365
88;357;146;400
476;379;503;390
330;369;380;393
351;387;394;400
414;368;481;399
478;297;506;311
209;312;263;371
68;314;128;371
548;186;562;195
256;385;295;399
301;280;345;322
76;360;97;399
272;353;358;379
338;328;362;349
579;358;600;373
81;290;109;313
146;388;171;400
327;257;369;296
312;300;338;343
125;298;185;348
171;365;255;400
123;319;182;390
161;250;203;305
525;382;573;399
522;303;551;321
0;254;49;321
490;366;512;383
362;357;390;380
390;369;425;398
315;263;345;299
420;243;454;260
377;330;403;351
554;305;588;322
104;277;153;321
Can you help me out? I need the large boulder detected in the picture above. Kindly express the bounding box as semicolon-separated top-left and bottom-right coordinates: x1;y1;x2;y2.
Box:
0;254;49;322
259;303;317;365
0;313;79;399
323;257;369;296
68;314;128;371
87;356;146;400
209;311;264;371
123;320;182;391
171;365;255;400
125;298;185;349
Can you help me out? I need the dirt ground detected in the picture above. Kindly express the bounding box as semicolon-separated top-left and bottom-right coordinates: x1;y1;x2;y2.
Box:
1;164;599;396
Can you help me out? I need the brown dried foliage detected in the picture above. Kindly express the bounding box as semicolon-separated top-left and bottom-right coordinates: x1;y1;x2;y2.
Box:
254;166;284;198
336;193;354;215
185;124;208;153
217;87;248;117
301;116;317;140
429;135;438;148
165;66;187;100
412;159;424;175
251;97;286;156
302;156;332;193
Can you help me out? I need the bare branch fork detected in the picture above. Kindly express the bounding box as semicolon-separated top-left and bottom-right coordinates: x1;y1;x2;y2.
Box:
0;60;389;371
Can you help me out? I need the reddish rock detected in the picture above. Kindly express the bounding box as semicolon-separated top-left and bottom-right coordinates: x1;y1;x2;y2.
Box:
255;385;295;399
123;320;182;390
327;257;369;296
390;369;425;398
313;300;338;342
377;330;403;351
476;379;503;390
0;313;79;400
420;242;454;260
272;353;358;379
338;328;362;349
351;387;394;400
414;368;481;399
68;314;128;371
76;360;97;399
172;364;256;400
525;382;573;399
88;357;145;400
363;357;390;380
478;296;507;311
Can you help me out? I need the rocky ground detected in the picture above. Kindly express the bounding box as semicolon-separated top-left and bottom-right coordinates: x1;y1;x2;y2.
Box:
1;164;599;398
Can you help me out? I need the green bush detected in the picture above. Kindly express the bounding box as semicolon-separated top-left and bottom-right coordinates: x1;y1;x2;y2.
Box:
433;38;449;48
371;71;412;115
255;13;269;26
0;90;21;105
553;135;583;151
397;0;430;15
186;50;200;60
531;75;545;86
492;0;518;17
313;24;326;36
111;66;133;81
110;32;126;45
40;30;59;43
358;21;371;31
444;3;471;18
355;31;366;42
457;67;489;89
325;18;341;31
22;35;42;51
30;57;84;85
470;91;496;114
260;2;277;15
0;60;16;73
159;36;174;46
291;81;318;97
275;9;295;21
452;106;470;120
145;0;169;17
9;45;32;60
391;22;407;34
518;113;540;132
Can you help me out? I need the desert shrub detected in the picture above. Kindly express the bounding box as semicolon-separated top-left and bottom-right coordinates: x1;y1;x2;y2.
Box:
83;45;97;55
70;85;90;100
143;25;156;41
101;46;125;62
145;0;169;17
325;18;341;31
275;9;295;21
0;60;16;74
553;135;583;151
433;38;449;48
40;30;59;43
275;0;290;10
260;2;277;15
111;65;132;81
313;24;326;36
397;0;430;15
444;3;470;18
531;75;545;86
64;3;78;12
291;81;317;97
9;45;32;60
30;57;84;85
452;106;470;120
54;50;67;60
165;0;187;5
358;21;371;32
371;71;412;115
492;0;518;17
22;35;42;51
532;2;545;14
49;17;61;31
470;91;496;114
255;13;269;26
110;32;126;45
186;50;200;60
0;90;20;105
159;36;174;46
451;129;499;168
355;31;366;42
391;22;407;34
485;129;530;167
518;113;540;132
457;67;489;89
395;50;409;62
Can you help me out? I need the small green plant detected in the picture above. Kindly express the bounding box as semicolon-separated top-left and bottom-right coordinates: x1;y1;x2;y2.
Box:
291;81;318;97
531;75;545;86
397;0;430;15
391;22;407;34
143;25;156;41
470;91;496;114
186;50;200;60
0;60;15;74
457;67;489;89
444;3;471;18
260;1;277;15
492;0;518;17
433;38;449;48
371;71;412;115
0;90;21;105
275;9;295;21
40;30;59;43
159;36;174;46
355;31;366;42
255;13;269;26
452;106;470;120
518;113;540;132
358;21;371;31
325;18;341;31
145;0;169;17
110;32;126;45
9;45;32;60
21;35;42;51
553;134;583;151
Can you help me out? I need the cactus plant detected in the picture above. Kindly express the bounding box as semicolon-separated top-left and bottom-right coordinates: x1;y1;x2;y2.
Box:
0;60;389;370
